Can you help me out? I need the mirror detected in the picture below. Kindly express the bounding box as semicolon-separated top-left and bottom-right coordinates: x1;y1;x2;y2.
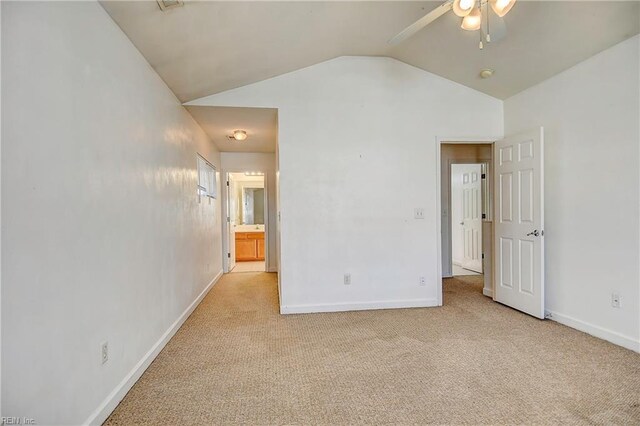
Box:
242;187;265;225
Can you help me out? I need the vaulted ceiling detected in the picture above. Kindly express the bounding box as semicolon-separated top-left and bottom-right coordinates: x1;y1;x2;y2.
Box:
101;1;639;102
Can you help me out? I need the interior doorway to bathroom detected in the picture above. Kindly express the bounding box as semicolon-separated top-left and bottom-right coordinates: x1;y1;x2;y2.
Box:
227;172;266;273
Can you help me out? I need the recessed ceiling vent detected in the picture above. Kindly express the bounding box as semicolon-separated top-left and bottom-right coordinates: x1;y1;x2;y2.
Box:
156;0;184;11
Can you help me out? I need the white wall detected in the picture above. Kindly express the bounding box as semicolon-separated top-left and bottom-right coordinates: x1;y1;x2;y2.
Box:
504;35;640;351
189;57;503;313
221;153;277;272
0;1;3;417
1;2;223;424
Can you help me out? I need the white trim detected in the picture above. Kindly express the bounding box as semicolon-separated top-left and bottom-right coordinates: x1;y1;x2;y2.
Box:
84;270;224;425
281;298;438;314
482;288;493;298
546;310;640;353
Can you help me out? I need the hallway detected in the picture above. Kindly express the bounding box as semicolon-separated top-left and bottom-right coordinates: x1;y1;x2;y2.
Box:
105;273;640;425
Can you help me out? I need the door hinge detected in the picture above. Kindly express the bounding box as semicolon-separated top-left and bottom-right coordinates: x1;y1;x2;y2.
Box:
226;216;230;223
227;253;231;258
226;181;229;186
482;213;486;219
481;173;486;179
482;253;485;259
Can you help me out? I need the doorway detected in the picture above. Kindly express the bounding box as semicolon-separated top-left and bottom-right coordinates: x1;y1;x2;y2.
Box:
438;130;545;318
227;172;266;273
439;142;494;300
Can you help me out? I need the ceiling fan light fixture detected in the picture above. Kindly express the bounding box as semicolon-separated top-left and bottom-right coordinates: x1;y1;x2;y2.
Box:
461;7;482;31
490;0;516;18
452;0;474;17
229;130;248;141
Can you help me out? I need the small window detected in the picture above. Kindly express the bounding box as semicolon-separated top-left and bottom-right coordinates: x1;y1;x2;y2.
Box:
197;154;217;200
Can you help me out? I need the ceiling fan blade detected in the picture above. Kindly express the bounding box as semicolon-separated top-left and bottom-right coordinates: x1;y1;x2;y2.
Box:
388;2;453;45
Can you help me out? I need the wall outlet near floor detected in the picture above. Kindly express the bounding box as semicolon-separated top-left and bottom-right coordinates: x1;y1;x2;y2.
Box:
611;293;621;308
101;341;109;365
419;276;426;286
414;208;425;219
344;273;351;285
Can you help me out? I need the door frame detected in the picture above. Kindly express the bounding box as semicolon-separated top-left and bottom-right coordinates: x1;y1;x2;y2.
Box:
435;137;498;306
222;170;269;273
226;172;236;272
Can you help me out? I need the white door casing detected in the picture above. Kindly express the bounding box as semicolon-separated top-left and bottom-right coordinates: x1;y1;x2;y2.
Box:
227;174;236;271
462;167;483;273
494;128;545;319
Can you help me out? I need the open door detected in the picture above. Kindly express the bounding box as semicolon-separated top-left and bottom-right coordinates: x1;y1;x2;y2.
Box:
494;128;545;319
227;173;236;272
461;167;483;273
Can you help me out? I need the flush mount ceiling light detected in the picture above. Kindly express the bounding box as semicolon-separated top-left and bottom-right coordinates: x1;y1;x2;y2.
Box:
388;0;517;50
227;130;248;141
479;68;495;79
244;172;264;177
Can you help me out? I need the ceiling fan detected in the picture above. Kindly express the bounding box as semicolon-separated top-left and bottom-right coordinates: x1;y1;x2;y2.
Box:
388;0;516;49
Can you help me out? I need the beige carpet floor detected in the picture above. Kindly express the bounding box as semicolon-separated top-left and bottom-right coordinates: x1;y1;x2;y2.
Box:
105;273;640;425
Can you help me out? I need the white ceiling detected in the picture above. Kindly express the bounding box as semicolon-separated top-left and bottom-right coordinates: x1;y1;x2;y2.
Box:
185;106;277;152
102;1;639;102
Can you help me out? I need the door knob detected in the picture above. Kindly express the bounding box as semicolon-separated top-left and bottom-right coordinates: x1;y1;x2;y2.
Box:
527;229;540;237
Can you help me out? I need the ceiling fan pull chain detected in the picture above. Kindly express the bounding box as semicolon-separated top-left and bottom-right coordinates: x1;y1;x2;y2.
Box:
478;0;484;49
486;0;491;43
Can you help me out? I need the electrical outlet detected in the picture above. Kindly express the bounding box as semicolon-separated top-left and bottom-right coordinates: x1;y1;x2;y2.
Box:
414;208;425;219
419;276;426;286
101;341;109;365
344;273;351;285
611;293;621;308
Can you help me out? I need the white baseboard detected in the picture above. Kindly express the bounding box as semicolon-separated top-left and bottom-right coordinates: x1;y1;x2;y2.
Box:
546;310;640;353
84;270;224;425
281;298;438;314
266;266;278;273
482;288;493;298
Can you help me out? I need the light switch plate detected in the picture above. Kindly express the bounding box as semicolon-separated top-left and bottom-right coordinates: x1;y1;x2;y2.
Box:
414;208;425;219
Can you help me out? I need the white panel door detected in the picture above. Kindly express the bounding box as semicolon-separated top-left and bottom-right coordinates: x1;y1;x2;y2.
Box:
462;168;483;273
494;128;545;318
